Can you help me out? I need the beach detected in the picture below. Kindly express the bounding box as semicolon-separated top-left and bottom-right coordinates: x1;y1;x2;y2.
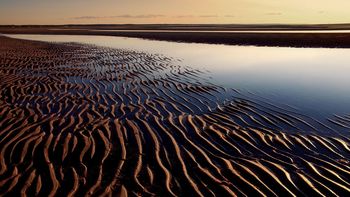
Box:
0;35;349;196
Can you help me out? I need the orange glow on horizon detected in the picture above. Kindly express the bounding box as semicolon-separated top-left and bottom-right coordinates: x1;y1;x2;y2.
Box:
1;0;350;25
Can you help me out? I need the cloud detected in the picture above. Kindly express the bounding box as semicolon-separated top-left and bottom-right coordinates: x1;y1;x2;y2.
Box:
111;14;165;18
71;14;226;20
198;15;219;18
72;16;107;20
265;12;282;16
174;14;221;18
71;14;165;20
174;15;195;18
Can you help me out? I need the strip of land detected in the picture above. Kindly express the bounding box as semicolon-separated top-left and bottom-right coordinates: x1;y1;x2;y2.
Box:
1;24;350;48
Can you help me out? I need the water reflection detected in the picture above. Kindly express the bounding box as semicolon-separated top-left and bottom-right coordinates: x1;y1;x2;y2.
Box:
49;29;350;33
6;34;350;122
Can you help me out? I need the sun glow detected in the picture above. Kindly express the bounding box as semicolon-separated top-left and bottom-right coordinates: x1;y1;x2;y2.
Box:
1;0;350;25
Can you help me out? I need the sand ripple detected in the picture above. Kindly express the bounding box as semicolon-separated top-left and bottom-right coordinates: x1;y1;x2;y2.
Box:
0;36;349;196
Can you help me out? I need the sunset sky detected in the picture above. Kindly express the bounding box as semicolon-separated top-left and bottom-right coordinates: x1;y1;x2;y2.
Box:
1;0;350;25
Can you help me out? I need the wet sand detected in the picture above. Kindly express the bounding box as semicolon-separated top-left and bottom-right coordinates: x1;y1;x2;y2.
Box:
0;36;350;196
2;24;350;48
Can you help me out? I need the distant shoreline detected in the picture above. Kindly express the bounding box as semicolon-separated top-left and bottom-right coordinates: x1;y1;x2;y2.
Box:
2;24;350;48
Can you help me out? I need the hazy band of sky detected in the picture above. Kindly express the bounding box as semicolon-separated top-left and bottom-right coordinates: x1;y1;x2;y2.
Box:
1;0;350;25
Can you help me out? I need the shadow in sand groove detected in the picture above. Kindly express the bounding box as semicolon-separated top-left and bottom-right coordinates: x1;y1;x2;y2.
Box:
0;36;349;196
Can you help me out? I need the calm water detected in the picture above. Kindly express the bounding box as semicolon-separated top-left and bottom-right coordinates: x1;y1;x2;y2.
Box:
6;34;350;125
49;29;350;33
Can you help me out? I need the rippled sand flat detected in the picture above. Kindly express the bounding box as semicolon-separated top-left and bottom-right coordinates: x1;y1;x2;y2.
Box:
0;36;349;196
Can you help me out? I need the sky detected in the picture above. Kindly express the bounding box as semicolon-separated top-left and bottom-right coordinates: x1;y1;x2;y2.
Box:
1;0;350;25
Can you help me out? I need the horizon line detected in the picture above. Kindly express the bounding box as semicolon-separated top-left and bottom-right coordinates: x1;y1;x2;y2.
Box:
1;22;350;26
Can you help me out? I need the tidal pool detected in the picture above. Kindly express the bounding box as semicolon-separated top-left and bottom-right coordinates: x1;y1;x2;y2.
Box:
7;34;350;132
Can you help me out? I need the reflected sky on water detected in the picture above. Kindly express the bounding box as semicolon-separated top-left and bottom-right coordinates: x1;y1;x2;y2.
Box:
6;34;350;122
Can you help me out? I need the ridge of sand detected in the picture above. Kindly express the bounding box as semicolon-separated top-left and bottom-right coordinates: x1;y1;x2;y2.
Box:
0;36;349;196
